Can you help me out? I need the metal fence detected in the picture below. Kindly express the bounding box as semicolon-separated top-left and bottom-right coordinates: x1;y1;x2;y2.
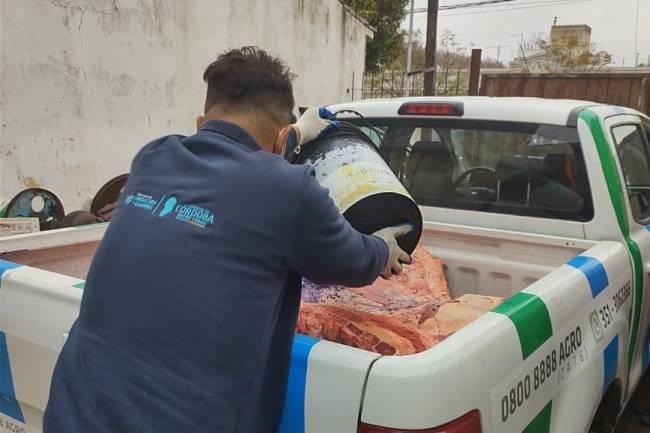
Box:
346;69;472;100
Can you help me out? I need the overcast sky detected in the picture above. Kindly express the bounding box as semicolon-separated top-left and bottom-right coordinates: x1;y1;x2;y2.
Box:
401;0;650;66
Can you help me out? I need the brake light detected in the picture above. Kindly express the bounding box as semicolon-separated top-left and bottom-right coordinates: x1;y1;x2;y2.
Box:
358;410;481;433
397;102;464;116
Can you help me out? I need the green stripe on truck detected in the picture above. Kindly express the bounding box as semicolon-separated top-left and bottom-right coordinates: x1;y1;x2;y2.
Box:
522;401;552;433
493;292;553;359
580;109;644;397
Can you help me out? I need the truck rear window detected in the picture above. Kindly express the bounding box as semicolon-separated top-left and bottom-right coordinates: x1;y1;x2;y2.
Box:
351;118;594;222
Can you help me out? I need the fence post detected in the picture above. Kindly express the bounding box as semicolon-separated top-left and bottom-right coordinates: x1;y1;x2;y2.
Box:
468;48;482;96
351;71;355;101
380;72;385;98
455;70;461;95
390;70;395;97
444;68;449;96
370;73;375;99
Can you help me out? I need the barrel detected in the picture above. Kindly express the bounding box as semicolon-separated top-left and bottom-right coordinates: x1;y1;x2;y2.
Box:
289;125;422;254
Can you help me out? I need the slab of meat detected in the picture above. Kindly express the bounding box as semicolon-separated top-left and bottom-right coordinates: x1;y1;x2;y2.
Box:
297;245;503;355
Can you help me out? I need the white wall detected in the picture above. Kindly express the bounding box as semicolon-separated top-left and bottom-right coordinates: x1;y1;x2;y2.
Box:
0;0;371;211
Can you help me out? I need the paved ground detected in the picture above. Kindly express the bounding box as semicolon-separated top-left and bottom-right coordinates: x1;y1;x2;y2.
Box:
615;373;650;433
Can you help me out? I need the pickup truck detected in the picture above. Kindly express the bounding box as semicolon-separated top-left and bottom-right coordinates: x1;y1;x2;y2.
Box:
2;97;650;433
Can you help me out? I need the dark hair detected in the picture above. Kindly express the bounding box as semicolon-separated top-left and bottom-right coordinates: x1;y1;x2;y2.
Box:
203;46;295;122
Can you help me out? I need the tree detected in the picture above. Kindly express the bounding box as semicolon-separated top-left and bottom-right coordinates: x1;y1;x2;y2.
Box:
394;30;505;72
342;0;409;72
361;29;505;98
380;30;505;96
514;33;613;73
539;37;612;72
438;30;468;71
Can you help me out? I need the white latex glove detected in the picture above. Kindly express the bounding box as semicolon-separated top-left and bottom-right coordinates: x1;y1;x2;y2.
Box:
372;224;413;279
293;107;334;145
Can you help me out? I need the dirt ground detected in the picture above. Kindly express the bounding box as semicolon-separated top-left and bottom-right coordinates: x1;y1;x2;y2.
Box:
615;373;650;432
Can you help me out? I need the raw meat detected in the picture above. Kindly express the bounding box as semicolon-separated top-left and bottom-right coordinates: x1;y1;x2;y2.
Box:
297;245;503;355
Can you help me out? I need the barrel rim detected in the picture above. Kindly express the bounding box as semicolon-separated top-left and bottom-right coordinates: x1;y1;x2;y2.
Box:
287;122;379;164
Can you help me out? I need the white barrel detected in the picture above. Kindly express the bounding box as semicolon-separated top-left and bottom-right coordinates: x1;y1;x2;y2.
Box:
290;126;422;254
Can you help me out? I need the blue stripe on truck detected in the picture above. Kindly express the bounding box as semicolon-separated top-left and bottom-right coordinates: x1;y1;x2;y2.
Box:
603;335;618;391
0;259;21;278
0;260;24;422
276;334;319;433
0;331;25;422
567;256;609;297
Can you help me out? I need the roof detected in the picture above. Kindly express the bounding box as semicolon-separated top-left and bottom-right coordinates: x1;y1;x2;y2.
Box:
327;96;642;126
551;24;592;31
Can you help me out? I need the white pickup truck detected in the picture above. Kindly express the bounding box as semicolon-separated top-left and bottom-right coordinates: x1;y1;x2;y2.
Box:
2;97;650;433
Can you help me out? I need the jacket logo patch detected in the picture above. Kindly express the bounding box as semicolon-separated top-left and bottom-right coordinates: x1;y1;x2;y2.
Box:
124;193;214;228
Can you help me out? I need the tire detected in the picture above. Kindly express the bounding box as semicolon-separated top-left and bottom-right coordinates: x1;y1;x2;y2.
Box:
589;381;621;433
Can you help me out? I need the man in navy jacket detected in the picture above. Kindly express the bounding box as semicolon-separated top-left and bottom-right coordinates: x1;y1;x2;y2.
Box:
44;47;410;433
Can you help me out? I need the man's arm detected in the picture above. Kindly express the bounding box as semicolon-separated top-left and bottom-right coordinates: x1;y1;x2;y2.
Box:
287;168;390;287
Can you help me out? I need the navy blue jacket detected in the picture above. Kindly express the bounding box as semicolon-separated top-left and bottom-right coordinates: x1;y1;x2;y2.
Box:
43;120;388;433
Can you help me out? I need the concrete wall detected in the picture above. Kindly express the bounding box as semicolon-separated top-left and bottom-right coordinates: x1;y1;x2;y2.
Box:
0;0;372;211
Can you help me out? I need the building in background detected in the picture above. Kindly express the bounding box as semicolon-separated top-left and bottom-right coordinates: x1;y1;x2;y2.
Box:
0;0;373;211
549;24;591;50
511;24;592;72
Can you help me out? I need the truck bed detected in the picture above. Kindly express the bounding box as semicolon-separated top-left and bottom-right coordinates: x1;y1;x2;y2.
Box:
1;221;594;298
0;222;597;432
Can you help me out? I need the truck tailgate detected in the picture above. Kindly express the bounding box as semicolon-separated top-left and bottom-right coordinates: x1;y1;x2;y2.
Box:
278;336;379;433
0;258;378;433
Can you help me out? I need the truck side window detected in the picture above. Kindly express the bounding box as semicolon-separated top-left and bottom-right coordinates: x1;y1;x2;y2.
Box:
612;124;650;222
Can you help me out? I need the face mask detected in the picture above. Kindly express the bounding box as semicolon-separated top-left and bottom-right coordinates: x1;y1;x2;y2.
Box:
274;125;295;157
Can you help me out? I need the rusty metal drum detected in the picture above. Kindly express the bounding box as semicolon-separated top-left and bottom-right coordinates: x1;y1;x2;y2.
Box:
3;188;65;230
289;125;422;254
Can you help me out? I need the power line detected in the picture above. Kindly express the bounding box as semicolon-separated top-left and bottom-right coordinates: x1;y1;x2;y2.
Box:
441;0;592;16
410;0;592;13
411;0;518;12
412;0;577;12
410;0;591;18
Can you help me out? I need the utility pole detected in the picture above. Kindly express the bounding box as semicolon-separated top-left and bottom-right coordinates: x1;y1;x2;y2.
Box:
423;0;439;96
405;0;415;96
634;0;640;67
406;0;415;74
